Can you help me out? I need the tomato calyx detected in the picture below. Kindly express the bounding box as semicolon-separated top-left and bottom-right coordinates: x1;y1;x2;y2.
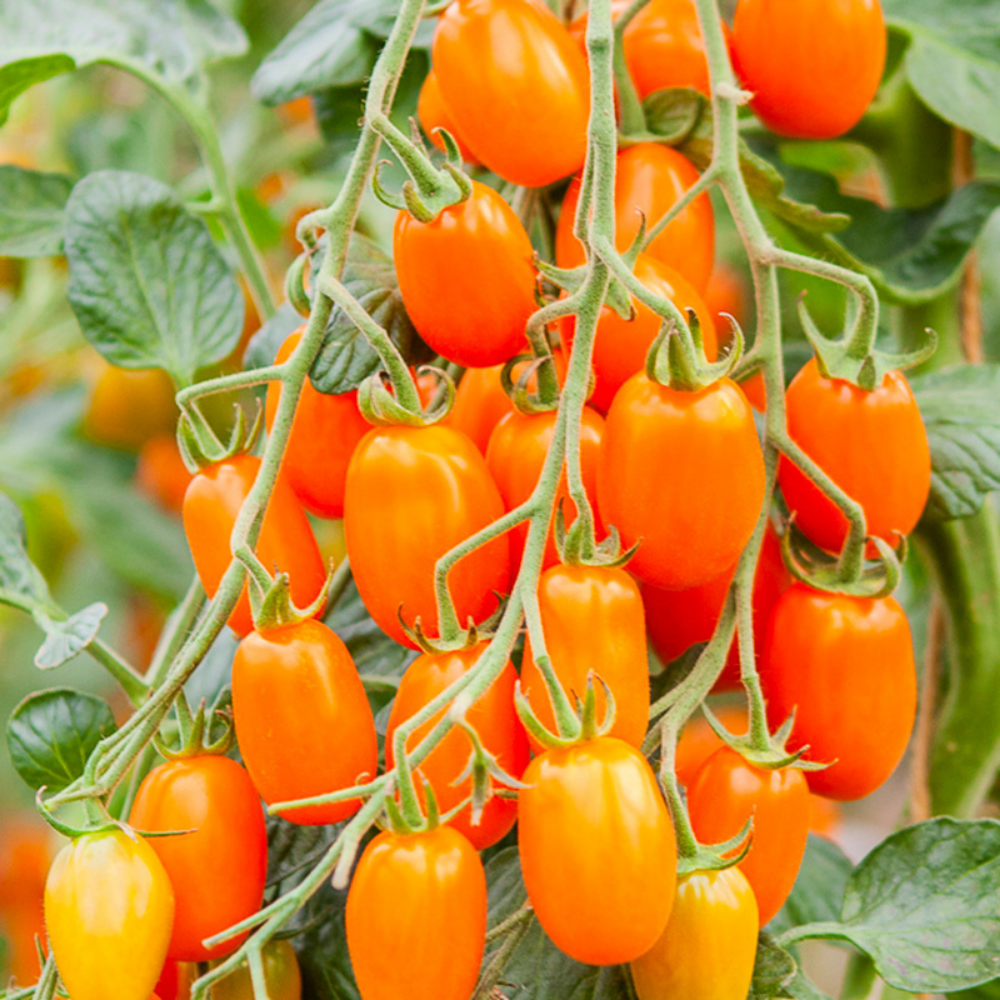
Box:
645;309;741;392
553;503;638;569
500;352;561;415
399;589;507;655
676;820;754;878
537;257;635;323
449;716;530;826
356;365;455;427
36;787;123;841
618;88;709;147
247;561;338;634
152;688;235;762
701;703;828;774
514;670;618;749
177;400;263;472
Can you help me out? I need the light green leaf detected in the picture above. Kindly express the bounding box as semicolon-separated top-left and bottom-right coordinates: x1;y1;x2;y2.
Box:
0;166;74;258
35;603;108;670
0;492;49;605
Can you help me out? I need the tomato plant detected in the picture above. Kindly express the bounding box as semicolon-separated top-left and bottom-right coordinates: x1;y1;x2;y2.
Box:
210;941;301;1000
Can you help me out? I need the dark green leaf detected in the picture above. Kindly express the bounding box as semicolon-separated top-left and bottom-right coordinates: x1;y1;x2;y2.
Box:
770;835;853;935
64;171;243;384
750;936;797;999
35;602;108;669
7;687;116;791
911;364;1000;521
0;166;73;257
638;88;706;145
0;492;49;605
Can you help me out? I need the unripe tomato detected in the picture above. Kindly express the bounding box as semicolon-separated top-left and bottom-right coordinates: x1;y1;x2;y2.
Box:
762;584;917;800
182;454;326;637
45;829;175;1000
394;181;535;369
519;737;676;964
733;0;886;139
233;619;378;825
643;524;790;689
688;746;810;925
129;755;267;961
346;826;487;1000
630;866;758;1000
433;0;590;187
210;940;301;1000
779;358;931;553
82;360;178;451
522;565;650;749
385;645;529;849
417;69;478;164
556;145;714;293
598;374;765;590
264;329;371;519
486;406;604;569
344;425;511;648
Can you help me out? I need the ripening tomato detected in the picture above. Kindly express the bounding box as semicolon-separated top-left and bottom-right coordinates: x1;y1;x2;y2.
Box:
521;566;650;749
519;737;676;964
643;524;791;689
265;329;371;519
45;829;175;1000
136;436;192;515
82;360;178;451
183;454;326;637
210;940;301;1000
556;145;714;293
129;756;267;961
417;69;478;164
779;358;931;553
630;866;758;1000
762;584;917;800
385;645;529;849
433;0;590;187
345;425;511;647
673;705;750;788
394;181;536;368
688;746;810;925
233;619;378;825
598;374;764;590
448;366;516;453
733;0;887;139
346;826;487;1000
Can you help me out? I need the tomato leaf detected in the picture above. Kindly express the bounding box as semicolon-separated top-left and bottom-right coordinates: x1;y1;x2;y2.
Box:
64;171;243;385
244;302;307;373
0;493;50;606
34;603;109;670
750;936;797;999
769;835;854;936
0;166;74;257
910;364;1000;522
956;979;1000;1000
6;687;117;792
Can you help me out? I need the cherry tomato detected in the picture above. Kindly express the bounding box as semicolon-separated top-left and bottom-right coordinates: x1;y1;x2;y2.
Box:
762;584;917;800
344;425;511;648
183;454;326;637
688;746;810;925
136;435;191;515
630;866;758;1000
521;565;649;749
129;755;267;961
643;524;790;689
385;645;529;849
346;826;487;1000
433;0;590;187
519;737;676;964
779;358;931;553
265;329;371;519
673;704;751;788
394;181;536;369
45;829;175;1000
598;374;765;590
0;816;51;986
556;145;714;293
417;69;478;164
448;365;516;453
210;940;301;1000
733;0;886;139
233;619;378;825
82;360;178;451
486;406;604;569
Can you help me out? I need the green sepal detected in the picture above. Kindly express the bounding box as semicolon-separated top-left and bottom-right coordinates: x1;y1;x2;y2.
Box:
35;787;119;841
701;703;830;774
153;688;235;761
177;400;263;472
554;502;640;569
356;372;426;427
251;564;337;633
500;352;560;415
676;818;755;879
451;720;531;827
372;160;408;213
578;672;617;741
646;310;743;392
285;252;312;317
513;678;583;750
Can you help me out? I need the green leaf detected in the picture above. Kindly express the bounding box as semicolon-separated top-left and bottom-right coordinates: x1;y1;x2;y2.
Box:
64;171;243;384
7;687;116;792
770;835;854;936
310;234;433;395
910;364;1000;521
34;603;108;670
750;936;797;999
0;54;75;125
0;166;74;257
244;303;306;372
956;979;1000;1000
0;492;49;605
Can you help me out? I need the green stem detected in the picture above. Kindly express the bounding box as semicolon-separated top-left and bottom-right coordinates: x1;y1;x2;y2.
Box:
87;639;149;707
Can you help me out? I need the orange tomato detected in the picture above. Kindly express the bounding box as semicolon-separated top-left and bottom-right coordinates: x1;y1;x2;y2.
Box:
82;361;178;452
136;435;191;515
417;70;479;164
0;816;51;986
448;365;516;453
673;704;750;788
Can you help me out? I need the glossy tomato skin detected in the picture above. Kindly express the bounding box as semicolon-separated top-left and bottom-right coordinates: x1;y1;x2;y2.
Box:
674;705;750;788
183;455;326;637
486;407;604;569
232;620;377;825
522;566;649;749
210;940;301;1000
417;69;479;163
394;181;535;369
344;425;511;648
779;359;931;553
129;755;267;962
265;329;371;519
762;584;917;800
346;827;487;1000
733;0;886;140
449;365;516;453
45;830;175;1000
688;747;810;925
433;0;590;187
598;374;765;590
519;738;676;964
557;145;714;292
630;867;758;1000
385;645;529;849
